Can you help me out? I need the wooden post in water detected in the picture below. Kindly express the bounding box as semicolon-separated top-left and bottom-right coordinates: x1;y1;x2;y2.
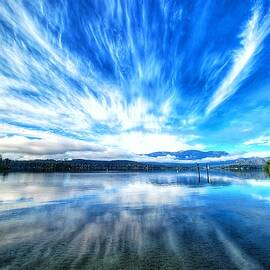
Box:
206;164;210;183
197;163;201;183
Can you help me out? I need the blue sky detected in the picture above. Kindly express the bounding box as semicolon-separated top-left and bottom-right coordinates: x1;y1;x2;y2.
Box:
0;0;270;160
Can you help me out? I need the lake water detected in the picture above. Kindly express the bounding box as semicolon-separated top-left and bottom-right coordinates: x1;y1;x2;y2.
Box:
1;170;270;269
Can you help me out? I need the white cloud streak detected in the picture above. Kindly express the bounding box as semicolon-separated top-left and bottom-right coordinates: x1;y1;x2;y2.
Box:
244;135;270;146
206;3;270;115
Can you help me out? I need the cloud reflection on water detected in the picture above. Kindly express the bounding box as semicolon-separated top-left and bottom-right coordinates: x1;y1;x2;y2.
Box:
0;171;269;212
1;171;270;269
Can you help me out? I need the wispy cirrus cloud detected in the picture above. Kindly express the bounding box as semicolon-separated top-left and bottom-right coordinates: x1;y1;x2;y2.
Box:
244;135;270;146
206;3;270;115
0;0;270;159
0;0;174;137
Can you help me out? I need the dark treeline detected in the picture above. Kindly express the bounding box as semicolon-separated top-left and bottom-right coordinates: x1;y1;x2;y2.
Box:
0;156;265;173
265;160;270;175
0;158;195;173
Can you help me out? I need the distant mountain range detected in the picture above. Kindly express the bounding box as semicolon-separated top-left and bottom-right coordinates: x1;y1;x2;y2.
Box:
223;157;267;166
146;150;268;166
146;150;229;160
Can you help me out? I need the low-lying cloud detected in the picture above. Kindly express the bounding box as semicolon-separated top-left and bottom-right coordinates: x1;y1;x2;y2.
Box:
0;135;105;156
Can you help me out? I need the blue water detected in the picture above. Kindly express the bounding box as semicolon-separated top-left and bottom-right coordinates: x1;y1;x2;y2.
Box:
0;171;270;269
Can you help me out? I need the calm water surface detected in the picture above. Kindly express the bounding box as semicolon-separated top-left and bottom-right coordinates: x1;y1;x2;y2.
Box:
1;171;270;269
